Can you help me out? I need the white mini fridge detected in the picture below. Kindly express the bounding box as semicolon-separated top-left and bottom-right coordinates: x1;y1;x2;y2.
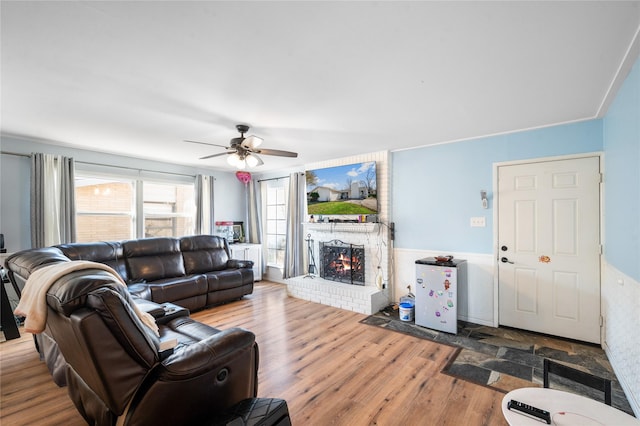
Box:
415;257;467;334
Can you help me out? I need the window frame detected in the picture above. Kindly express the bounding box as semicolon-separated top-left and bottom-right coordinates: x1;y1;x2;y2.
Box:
262;177;289;269
74;174;137;242
74;168;196;242
142;180;196;239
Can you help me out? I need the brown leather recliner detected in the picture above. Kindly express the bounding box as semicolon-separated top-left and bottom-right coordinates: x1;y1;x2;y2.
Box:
44;268;260;425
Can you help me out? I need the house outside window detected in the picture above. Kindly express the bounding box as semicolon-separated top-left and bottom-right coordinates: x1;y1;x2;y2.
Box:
264;178;288;268
75;173;195;242
143;181;195;238
75;177;135;242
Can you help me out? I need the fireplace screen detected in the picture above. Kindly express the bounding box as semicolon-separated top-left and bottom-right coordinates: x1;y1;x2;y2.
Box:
319;239;365;285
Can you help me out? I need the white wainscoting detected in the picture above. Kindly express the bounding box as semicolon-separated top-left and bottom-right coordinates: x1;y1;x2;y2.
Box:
601;260;640;417
393;248;495;327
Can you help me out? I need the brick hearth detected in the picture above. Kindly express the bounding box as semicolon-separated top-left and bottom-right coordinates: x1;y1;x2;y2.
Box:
285;275;388;315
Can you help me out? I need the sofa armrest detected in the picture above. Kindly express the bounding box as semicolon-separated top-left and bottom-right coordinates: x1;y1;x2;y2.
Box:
127;283;151;300
227;259;254;269
159;328;256;380
132;297;165;319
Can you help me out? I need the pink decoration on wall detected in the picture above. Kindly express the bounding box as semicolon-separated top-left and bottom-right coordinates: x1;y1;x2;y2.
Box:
235;171;252;186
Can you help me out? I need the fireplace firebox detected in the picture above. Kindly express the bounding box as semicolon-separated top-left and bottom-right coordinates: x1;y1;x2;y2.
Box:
319;239;365;285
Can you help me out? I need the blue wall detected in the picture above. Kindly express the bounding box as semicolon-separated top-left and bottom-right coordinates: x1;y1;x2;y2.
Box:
603;57;640;282
392;120;603;253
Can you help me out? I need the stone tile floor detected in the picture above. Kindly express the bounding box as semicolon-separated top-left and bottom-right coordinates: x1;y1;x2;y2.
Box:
361;309;635;416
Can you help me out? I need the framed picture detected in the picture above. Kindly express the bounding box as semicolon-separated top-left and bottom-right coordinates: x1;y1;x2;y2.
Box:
232;222;244;243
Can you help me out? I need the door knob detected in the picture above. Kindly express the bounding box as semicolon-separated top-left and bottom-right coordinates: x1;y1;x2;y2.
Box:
501;257;514;264
501;245;508;251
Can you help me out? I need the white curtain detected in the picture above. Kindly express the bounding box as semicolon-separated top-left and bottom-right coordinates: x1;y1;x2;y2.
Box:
283;172;306;279
246;179;262;244
259;180;269;276
30;153;76;247
195;174;215;235
246;179;265;276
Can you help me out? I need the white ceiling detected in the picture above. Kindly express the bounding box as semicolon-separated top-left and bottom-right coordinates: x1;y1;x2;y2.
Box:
2;1;639;172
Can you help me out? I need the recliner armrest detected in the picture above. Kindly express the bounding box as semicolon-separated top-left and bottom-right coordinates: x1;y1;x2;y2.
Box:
127;283;152;300
132;297;165;318
227;259;254;269
159;328;256;380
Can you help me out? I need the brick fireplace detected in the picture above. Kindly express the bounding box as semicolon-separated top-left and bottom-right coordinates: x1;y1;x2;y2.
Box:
285;222;389;314
284;151;391;315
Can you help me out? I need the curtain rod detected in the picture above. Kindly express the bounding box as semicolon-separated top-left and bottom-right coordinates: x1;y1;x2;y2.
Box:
1;151;29;158
1;150;196;178
257;176;288;183
257;172;304;183
77;159;195;178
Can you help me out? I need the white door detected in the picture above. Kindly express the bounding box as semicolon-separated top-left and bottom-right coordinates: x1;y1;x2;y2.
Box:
498;156;601;343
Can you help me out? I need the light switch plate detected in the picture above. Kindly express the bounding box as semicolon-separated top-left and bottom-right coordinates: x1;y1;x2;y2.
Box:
470;217;486;227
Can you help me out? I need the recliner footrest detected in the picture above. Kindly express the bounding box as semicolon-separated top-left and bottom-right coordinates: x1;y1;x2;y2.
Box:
211;398;291;426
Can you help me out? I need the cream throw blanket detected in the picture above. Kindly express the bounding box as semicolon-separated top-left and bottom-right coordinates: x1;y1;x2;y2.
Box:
14;260;159;336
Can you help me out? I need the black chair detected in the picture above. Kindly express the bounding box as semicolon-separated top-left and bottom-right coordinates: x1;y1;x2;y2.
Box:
543;358;612;405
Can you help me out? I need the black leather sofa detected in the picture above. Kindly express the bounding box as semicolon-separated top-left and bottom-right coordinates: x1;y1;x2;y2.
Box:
4;236;291;425
6;235;255;312
4;235;256;387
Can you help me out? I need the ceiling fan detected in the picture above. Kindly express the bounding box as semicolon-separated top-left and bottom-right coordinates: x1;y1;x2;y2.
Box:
185;124;298;169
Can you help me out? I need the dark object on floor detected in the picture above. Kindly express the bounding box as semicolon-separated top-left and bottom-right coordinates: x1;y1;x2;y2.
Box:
210;398;292;425
1;268;20;340
543;358;612;406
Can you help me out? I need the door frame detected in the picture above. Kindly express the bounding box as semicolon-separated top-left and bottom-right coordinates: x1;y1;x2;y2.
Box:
491;152;604;332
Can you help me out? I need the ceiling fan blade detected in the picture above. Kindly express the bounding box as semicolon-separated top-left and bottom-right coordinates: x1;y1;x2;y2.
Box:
184;139;229;149
255;148;298;158
241;135;263;150
199;152;232;160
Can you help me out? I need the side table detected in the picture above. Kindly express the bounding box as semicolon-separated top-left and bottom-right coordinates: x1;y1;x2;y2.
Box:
1;265;20;340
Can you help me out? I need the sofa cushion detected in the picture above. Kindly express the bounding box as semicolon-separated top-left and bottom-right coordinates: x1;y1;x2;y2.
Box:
162;316;221;345
204;269;254;292
56;242;128;282
137;274;208;305
180;235;230;274
123;237;186;281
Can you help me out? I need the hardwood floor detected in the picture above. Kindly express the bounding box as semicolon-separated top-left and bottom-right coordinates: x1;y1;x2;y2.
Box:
0;282;507;425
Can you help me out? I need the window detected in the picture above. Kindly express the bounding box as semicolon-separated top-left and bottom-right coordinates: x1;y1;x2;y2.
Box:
75;173;196;242
75;177;135;241
143;182;195;238
264;178;288;268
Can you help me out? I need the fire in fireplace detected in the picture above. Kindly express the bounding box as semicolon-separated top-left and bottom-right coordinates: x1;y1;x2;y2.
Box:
319;239;365;285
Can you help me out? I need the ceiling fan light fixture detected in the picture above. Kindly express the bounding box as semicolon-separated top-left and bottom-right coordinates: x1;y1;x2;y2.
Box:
245;154;260;168
227;152;241;166
243;135;263;149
